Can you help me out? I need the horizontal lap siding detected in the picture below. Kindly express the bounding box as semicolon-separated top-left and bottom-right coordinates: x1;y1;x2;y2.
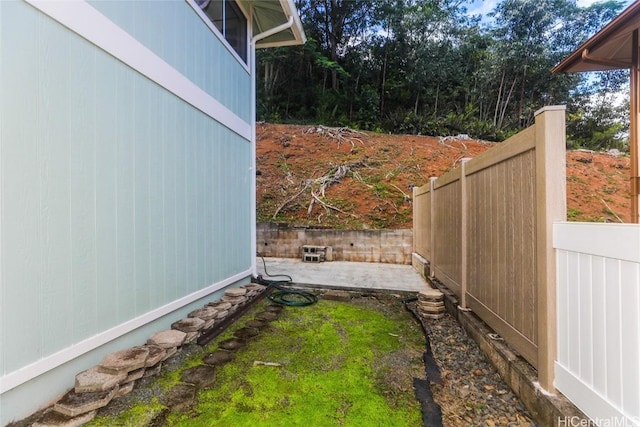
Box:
0;1;251;375
466;150;537;356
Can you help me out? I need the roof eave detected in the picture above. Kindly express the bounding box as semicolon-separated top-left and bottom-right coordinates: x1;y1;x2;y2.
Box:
553;0;640;74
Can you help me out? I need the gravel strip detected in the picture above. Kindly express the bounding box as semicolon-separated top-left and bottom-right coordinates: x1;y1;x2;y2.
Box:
411;305;537;427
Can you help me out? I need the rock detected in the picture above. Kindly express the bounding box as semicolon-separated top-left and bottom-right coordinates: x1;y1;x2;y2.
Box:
171;317;205;333
98;347;149;375
188;307;219;321
203;319;216;329
75;367;127;393
147;330;186;348
180;365;217;389
33;410;97;427
54;388;117;417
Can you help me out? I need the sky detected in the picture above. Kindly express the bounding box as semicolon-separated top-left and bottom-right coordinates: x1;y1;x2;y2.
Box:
466;0;635;21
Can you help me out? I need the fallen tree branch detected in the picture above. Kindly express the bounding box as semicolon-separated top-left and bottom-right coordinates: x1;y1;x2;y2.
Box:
310;192;359;218
273;182;309;219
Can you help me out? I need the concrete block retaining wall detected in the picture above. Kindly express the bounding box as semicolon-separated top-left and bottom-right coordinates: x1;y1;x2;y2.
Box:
257;223;413;264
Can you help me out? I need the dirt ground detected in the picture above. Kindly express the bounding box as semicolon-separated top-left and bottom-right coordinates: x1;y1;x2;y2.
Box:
257;123;631;227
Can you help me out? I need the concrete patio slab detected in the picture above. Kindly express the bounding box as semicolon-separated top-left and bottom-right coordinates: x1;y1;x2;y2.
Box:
256;257;430;292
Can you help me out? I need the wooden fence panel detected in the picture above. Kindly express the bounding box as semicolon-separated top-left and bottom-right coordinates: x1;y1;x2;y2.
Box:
433;175;462;296
466;149;538;364
412;106;566;384
413;185;431;260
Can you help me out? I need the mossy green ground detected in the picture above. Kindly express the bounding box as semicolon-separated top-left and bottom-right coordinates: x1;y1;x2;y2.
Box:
89;297;425;426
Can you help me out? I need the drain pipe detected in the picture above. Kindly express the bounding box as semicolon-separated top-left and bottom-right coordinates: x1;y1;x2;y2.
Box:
250;15;294;277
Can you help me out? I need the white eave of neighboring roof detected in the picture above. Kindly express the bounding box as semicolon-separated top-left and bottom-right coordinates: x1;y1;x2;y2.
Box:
552;0;640;73
247;0;306;49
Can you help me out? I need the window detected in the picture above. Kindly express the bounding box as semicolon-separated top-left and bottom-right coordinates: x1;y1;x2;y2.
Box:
197;0;248;63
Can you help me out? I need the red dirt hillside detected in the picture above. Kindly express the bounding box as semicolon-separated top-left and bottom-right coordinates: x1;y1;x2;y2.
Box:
256;123;631;229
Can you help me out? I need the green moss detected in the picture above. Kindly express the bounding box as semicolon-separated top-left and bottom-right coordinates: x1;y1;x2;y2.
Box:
88;299;423;427
87;399;165;426
169;301;422;426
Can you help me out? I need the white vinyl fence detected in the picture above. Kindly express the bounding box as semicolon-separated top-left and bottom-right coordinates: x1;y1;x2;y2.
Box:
554;223;640;427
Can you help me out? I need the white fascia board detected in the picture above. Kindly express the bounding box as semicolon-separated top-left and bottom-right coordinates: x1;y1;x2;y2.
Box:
25;0;251;141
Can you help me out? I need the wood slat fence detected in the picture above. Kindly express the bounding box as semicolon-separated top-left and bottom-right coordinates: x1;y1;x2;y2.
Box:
413;106;567;390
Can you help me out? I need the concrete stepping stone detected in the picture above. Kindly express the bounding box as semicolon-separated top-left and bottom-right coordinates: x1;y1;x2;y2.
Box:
244;284;266;293
265;304;284;313
114;381;135;398
147;330;186;348
255;311;278;321
206;301;232;311
234;327;260;340
75;367;126;393
161;384;196;412
218;338;246;351
215;309;229;319
189;307;218;321
224;287;247;297
144;345;166;367
123;367;146;384
33;409;97;427
203;350;234;366
418;289;443;301
245;319;267;329
98;346;149;375
180;365;217;389
171;317;205;333
184;331;199;344
54;388;116;417
162;347;179;361
143;363;162;378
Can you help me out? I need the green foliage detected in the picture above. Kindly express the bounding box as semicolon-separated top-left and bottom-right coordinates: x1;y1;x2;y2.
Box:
256;0;628;149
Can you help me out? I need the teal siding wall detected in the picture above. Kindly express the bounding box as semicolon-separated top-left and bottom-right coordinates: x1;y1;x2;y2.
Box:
87;0;251;123
0;0;252;407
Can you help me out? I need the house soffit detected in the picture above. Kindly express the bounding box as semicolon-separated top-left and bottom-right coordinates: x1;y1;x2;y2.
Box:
239;0;306;48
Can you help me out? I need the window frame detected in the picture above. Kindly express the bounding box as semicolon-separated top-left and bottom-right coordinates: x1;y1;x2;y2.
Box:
188;0;251;71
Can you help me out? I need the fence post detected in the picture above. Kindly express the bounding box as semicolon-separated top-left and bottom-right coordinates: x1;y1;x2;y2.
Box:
534;105;567;393
460;158;472;309
429;177;437;278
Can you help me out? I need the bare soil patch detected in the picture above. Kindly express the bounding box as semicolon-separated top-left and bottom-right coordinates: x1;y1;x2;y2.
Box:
257;123;631;226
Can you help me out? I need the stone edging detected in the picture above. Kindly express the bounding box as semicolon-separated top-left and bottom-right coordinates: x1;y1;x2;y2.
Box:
24;283;267;427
